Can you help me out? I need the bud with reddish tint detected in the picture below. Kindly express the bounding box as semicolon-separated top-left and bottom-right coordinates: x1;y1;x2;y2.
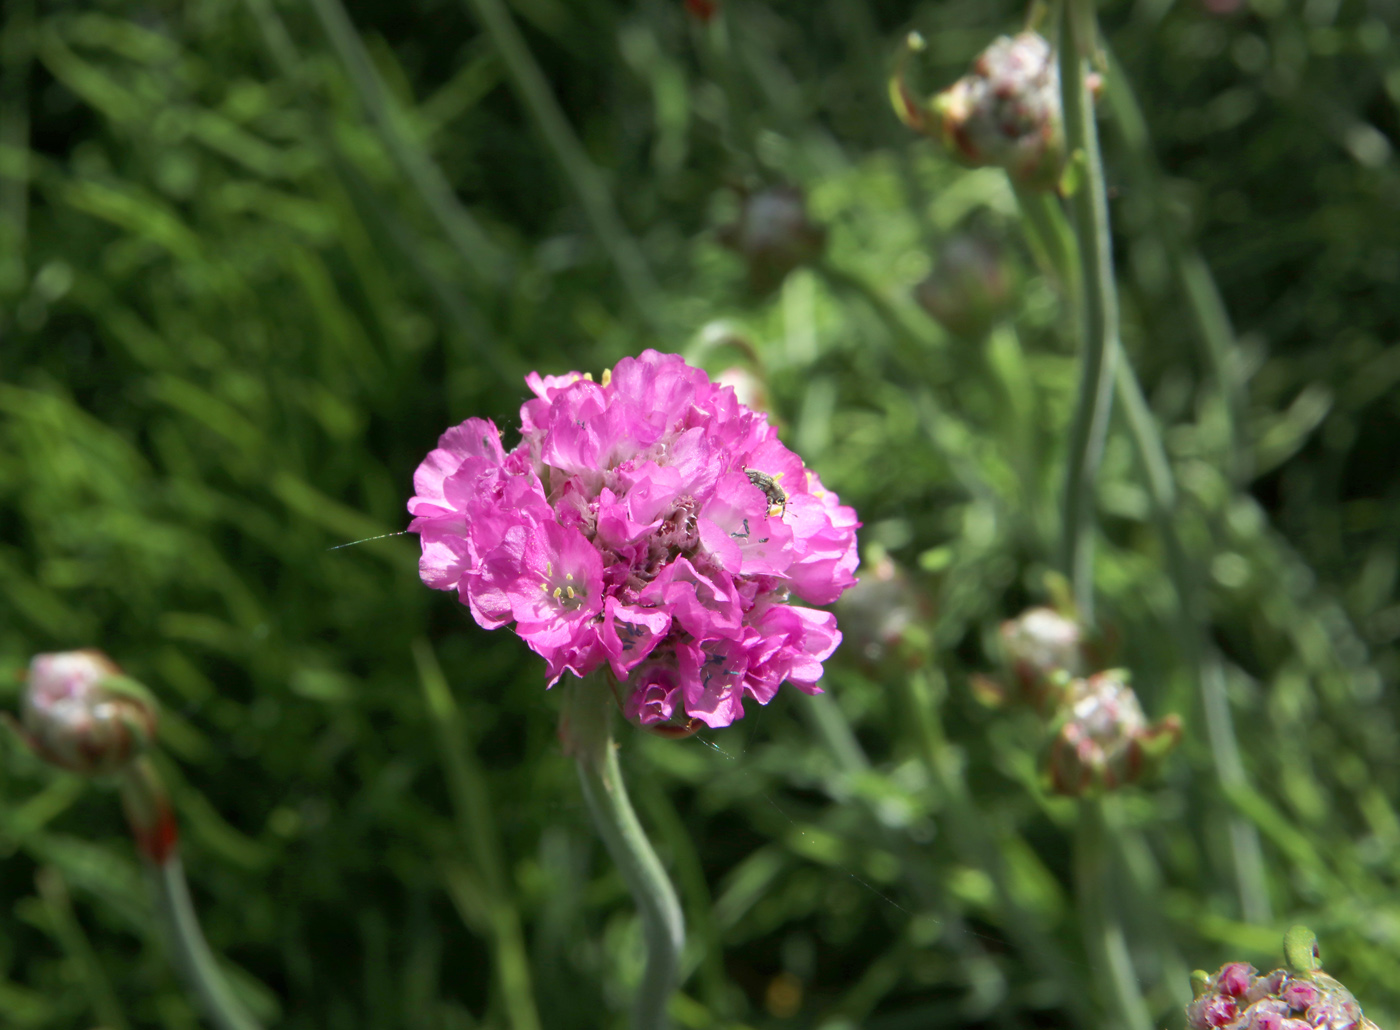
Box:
1045;670;1180;796
894;32;1066;191
19;650;158;777
685;0;718;22
718;185;827;294
915;233;1018;339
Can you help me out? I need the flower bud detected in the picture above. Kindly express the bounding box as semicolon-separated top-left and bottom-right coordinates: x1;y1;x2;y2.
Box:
718;185;827;294
1045;670;1180;795
19;650;158;776
1186;929;1380;1030
915;233;1019;339
836;549;928;664
894;32;1066;191
988;606;1086;711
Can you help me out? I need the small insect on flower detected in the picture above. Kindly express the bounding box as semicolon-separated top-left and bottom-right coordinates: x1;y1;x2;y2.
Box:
744;468;787;517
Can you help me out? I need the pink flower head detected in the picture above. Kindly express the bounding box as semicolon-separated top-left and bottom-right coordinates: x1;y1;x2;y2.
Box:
1187;960;1380;1030
409;351;860;730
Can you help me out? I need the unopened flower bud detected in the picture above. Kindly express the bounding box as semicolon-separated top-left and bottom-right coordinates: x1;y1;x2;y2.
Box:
893;32;1065;190
718;185;827;294
1186;928;1380;1030
915;234;1019;339
1045;670;1180;795
988;606;1085;711
836;549;928;664
19;650;158;776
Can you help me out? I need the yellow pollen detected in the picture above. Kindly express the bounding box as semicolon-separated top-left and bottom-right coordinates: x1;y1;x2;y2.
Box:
601;368;612;387
553;587;563;599
540;582;549;592
583;372;594;381
545;562;553;576
566;586;576;599
566;573;574;581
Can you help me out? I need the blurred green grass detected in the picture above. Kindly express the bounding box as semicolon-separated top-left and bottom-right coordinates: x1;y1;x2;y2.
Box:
2;0;1400;1027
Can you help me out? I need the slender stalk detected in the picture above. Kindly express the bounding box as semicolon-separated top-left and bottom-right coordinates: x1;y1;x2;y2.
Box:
561;672;684;1030
120;758;262;1030
413;640;542;1030
456;0;662;330
1057;0;1119;624
1075;798;1152;1030
1016;65;1273;928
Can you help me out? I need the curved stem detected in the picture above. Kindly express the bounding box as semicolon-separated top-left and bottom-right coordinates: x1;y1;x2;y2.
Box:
1075;798;1152;1030
1057;0;1119;624
1017;82;1273;928
561;673;684;1030
121;759;262;1030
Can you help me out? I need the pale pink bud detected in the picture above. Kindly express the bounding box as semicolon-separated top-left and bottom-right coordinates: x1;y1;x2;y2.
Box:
895;33;1067;190
20;650;157;776
996;606;1086;710
1046;670;1181;795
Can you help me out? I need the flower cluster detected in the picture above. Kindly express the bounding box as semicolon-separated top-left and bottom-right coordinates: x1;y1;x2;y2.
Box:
409;350;859;730
893;32;1066;190
18;650;158;776
1188;960;1379;1030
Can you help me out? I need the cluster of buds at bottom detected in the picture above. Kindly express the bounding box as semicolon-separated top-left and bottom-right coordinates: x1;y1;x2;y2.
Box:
1188;927;1380;1030
15;650;158;777
718;185;827;294
914;233;1019;340
892;32;1066;191
1046;670;1181;796
973;606;1088;713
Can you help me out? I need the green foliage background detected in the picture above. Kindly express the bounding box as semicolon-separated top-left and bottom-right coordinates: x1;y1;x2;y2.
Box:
2;0;1399;1026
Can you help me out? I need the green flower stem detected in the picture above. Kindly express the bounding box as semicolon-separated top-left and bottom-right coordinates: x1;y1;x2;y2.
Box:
1057;0;1119;625
413;641;542;1030
120;758;262;1030
561;673;684;1030
1075;797;1152;1030
456;0;662;330
1015;59;1273;929
1011;185;1078;297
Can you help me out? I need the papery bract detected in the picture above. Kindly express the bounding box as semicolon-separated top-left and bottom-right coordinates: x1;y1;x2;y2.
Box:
409;350;860;729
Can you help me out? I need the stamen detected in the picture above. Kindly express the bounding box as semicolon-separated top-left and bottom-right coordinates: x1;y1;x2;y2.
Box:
553;587;563;599
566;586;576;599
601;368;612;387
